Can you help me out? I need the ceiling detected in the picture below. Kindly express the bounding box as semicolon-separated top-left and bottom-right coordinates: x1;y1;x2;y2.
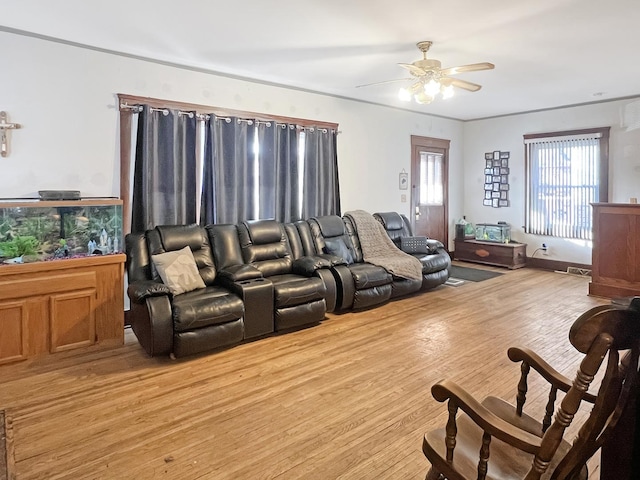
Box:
3;0;640;121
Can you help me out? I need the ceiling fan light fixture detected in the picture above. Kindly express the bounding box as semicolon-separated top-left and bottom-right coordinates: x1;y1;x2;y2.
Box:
424;79;441;97
398;87;412;102
441;84;455;99
414;92;433;105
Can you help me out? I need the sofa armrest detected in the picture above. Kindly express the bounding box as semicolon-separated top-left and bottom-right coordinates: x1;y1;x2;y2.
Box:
129;296;174;357
127;280;171;304
292;256;333;276
217;264;263;282
426;238;445;250
317;253;348;266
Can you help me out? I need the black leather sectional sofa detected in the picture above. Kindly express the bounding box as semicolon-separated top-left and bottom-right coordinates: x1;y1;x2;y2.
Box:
125;212;451;358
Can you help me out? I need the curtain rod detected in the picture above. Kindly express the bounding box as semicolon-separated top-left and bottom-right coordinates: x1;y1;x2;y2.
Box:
120;102;338;133
117;93;339;130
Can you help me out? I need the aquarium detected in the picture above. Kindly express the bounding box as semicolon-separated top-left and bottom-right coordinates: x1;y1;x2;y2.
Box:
0;199;123;265
475;223;511;243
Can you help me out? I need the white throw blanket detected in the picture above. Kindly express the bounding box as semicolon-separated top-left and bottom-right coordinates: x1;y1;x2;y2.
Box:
345;210;423;281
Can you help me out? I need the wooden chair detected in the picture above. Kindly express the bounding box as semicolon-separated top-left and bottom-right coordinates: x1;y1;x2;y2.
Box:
422;303;640;480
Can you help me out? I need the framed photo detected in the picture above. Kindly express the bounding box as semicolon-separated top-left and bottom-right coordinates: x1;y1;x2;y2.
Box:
493;167;500;175
498;199;509;207
500;175;508;183
485;153;493;160
500;151;510;159
491;191;500;199
492;183;500;192
484;168;492;175
499;183;510;191
493;151;500;160
493;160;501;167
492;198;500;208
484;191;492;199
483;199;492;206
500;167;509;175
486;159;493;168
493;176;501;183
484;183;493;190
501;158;509;167
485;175;493;183
399;171;408;190
500;191;508;200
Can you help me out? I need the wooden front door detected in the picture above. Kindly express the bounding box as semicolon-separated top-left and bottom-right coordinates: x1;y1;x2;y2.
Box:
410;135;449;246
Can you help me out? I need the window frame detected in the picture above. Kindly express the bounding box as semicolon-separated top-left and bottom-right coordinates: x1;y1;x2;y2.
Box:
524;127;610;239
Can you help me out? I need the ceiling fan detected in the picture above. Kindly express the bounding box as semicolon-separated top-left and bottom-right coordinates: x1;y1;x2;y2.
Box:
356;41;494;104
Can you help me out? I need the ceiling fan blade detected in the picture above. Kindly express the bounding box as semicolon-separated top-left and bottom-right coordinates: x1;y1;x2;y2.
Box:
355;78;413;88
449;78;482;92
440;62;495;76
398;63;427;76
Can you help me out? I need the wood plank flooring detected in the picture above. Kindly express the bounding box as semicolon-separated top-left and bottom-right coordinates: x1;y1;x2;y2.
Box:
0;265;607;479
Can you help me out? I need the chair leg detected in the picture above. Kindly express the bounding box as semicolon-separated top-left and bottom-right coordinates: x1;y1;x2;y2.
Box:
426;467;444;480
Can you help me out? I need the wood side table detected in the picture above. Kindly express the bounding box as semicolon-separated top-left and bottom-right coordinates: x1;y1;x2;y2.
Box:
454;239;527;269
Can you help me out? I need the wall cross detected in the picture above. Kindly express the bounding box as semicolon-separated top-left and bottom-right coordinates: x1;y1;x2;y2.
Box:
0;111;21;157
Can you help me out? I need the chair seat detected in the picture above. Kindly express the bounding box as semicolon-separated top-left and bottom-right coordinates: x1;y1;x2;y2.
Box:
347;263;392;289
172;286;244;332
424;409;582;480
269;274;326;307
482;396;545;438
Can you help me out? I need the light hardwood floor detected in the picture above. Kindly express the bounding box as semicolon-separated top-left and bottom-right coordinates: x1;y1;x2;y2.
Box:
0;265;606;479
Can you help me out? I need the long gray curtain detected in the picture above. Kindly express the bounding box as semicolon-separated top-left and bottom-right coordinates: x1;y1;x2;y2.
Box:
131;106;197;233
275;124;301;221
200;116;257;225
256;121;276;220
302;127;340;218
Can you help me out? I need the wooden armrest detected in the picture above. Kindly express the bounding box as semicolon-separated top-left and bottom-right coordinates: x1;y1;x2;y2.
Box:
432;379;542;454
507;347;597;403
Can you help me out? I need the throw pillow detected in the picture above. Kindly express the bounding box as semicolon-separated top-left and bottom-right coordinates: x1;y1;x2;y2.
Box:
151;246;206;295
323;238;354;264
399;236;429;254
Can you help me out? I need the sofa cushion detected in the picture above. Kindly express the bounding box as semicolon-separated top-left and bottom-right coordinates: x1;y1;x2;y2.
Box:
269;274;326;308
347;263;392;289
172;286;244;332
377;212;405;232
316;215;346;237
152;246;206;295
323;237;354;264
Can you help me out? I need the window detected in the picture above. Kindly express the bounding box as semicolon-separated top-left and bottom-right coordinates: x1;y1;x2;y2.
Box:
419;151;444;205
524;127;609;240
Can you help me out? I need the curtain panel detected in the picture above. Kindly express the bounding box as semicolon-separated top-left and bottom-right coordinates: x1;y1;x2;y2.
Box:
131;106;197;233
302;128;341;219
201;116;258;225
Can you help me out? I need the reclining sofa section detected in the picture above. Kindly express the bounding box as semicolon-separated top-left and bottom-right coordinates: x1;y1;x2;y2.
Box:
125;213;450;358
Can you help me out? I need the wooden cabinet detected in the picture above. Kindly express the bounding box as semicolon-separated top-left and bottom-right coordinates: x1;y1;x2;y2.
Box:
589;203;640;298
454;239;527;269
0;255;125;364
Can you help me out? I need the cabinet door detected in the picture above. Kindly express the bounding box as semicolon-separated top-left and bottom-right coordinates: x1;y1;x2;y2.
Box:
0;300;28;364
49;289;96;353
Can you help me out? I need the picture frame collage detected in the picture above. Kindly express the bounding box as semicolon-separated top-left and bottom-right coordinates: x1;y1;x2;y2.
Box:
483;150;510;208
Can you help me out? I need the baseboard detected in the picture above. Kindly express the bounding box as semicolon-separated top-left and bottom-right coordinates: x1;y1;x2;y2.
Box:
526;256;591;272
447;250;590;272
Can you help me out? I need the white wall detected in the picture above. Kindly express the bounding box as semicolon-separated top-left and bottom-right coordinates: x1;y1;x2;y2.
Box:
464;100;640;265
0;31;464;243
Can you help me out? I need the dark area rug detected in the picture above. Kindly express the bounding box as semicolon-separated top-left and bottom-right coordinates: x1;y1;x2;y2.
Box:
449;265;504;282
0;410;7;480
